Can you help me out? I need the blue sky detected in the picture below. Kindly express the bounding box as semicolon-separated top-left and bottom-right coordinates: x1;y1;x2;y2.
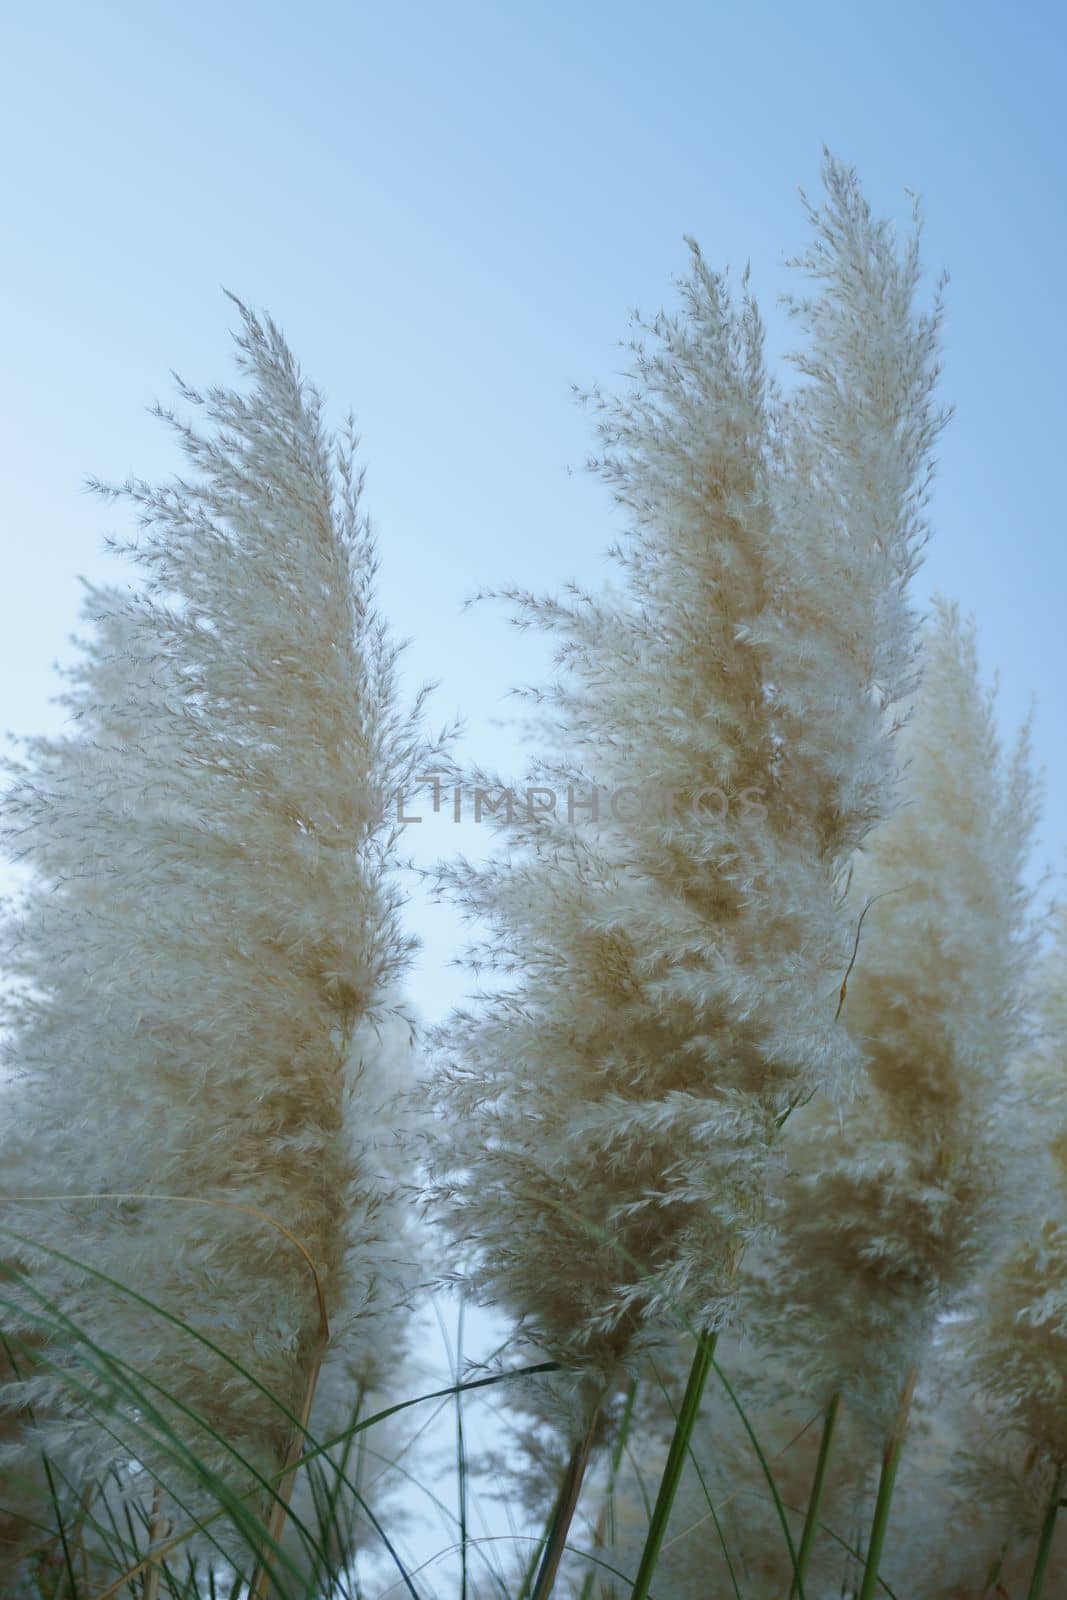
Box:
2;5;1064;1581
2;0;1065;1024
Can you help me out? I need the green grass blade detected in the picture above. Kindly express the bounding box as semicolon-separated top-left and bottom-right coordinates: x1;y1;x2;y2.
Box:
645;1354;742;1600
40;1455;80;1599
628;1328;717;1600
857;1369;916;1600
0;1275;325;1593
709;1358;804;1600
455;1300;470;1600
790;1391;841;1598
0;1234;438;1593
1026;1464;1064;1600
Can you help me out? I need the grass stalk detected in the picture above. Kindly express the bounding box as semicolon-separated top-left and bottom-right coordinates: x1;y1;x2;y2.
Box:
710;1355;804;1596
790;1391;841;1599
645;1351;742;1598
514;1524;547;1600
143;1484;167;1600
93;1362;560;1598
578;1376;639;1600
40;1456;78;1600
628;1327;718;1600
530;1400;603;1600
857;1367;917;1600
1026;1462;1064;1600
456;1302;470;1600
248;1325;329;1599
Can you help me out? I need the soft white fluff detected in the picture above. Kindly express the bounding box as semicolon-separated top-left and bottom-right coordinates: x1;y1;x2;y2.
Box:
430;157;946;1379
968;908;1067;1478
0;307;426;1566
754;601;1038;1432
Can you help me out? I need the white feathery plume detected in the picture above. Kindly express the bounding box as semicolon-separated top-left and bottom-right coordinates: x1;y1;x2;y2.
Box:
756;600;1038;1436
430;156;944;1381
0;306;429;1578
962;908;1067;1585
429;169;943;1600
877;1334;1067;1599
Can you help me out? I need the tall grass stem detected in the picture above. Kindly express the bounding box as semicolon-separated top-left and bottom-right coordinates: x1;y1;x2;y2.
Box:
1026;1463;1064;1600
529;1401;603;1600
790;1390;841;1598
578;1376;639;1600
857;1368;917;1600
143;1485;166;1600
628;1328;717;1600
248;1328;329;1599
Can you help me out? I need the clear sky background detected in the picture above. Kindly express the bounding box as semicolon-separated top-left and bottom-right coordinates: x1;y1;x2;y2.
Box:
3;1;1066;1031
1;2;1065;1582
3;0;1066;1026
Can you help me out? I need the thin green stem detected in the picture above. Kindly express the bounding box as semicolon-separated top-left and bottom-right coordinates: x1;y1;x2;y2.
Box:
456;1302;470;1600
981;1539;1009;1596
857;1368;917;1600
514;1524;547;1600
629;1328;718;1600
578;1377;639;1600
647;1354;741;1600
1026;1463;1065;1600
710;1357;804;1595
40;1456;78;1600
606;1379;639;1547
790;1391;841;1599
530;1401;603;1600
